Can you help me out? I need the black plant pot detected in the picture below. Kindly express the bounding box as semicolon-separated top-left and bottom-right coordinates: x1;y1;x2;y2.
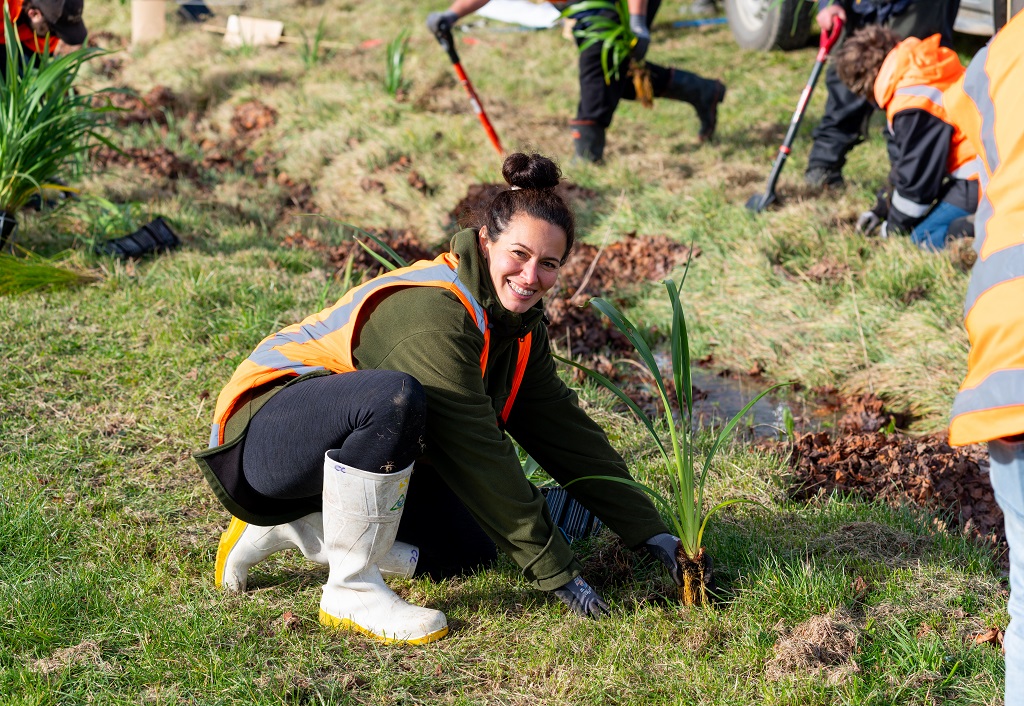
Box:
0;210;17;250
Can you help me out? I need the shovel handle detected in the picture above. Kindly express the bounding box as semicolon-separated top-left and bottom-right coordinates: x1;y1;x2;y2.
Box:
816;17;844;61
432;25;503;156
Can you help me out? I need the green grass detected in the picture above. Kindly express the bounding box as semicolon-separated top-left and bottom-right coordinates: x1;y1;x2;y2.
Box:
0;0;1005;702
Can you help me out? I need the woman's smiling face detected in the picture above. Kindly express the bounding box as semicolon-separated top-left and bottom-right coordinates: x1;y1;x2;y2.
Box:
479;214;567;314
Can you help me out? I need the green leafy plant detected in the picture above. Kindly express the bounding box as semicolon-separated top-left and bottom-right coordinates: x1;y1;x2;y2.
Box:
0;10;115;246
383;29;411;99
299;17;329;70
562;0;652;106
557;278;787;605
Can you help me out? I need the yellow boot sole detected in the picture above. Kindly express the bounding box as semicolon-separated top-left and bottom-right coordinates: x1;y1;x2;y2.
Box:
318;609;449;645
214;516;248;589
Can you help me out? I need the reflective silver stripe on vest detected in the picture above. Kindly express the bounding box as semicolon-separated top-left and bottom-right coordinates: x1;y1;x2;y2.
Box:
951;367;1024;421
246;262;486;371
962;43;999;173
894;84;944;106
891;189;932;218
950;157;981;180
963;245;1024;316
209;423;220;447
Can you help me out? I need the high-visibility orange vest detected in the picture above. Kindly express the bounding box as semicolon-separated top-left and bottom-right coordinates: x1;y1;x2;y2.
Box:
209;252;532;447
944;12;1024;445
874;34;980;182
1;0;60;54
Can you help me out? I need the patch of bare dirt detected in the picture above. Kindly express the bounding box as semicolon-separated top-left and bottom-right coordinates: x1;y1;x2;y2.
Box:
94;85;180;126
90;145;198;180
766;609;860;684
281;229;439;277
804;256;851;284
199;101;280;176
784;428;1002;553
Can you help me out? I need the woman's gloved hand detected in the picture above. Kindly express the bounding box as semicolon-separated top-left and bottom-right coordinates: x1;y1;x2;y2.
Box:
553;576;611;618
426;10;459;36
629;14;651;60
643;532;684;586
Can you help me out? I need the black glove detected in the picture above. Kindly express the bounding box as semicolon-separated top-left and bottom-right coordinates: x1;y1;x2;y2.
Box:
643;533;683;586
426;10;459;36
629;14;650;61
553;576;611;618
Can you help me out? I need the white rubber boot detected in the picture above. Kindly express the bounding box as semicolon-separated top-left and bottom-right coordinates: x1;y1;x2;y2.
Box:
216;515;419;592
318;451;448;644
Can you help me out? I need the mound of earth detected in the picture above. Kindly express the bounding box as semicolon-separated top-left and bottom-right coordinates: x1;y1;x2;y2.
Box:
785;429;1002;552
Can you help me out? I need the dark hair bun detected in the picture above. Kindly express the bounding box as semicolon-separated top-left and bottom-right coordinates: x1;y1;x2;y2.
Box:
502;152;561;190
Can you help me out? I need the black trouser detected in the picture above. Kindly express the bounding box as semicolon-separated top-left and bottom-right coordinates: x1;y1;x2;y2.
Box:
806;0;961;172
574;0;675;127
242;370;496;578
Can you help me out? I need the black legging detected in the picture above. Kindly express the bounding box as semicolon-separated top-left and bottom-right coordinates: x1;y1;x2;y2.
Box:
243;370;426;498
242;370;496;578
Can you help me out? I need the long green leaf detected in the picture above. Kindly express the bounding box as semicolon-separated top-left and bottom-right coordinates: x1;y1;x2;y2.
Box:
563;475;681;537
355;239;400;272
342;223;409;268
665;279;693;421
698;382;792;510
552;352;667;461
695;497;765;553
590;297;669;406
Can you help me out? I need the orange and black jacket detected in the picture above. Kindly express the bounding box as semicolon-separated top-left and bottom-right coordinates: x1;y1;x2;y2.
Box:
944;12;1024;445
1;0;60;54
195;229;668;590
873;34;980;233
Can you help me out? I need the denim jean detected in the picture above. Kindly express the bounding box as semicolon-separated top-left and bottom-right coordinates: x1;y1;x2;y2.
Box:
990;437;1024;706
910;200;971;251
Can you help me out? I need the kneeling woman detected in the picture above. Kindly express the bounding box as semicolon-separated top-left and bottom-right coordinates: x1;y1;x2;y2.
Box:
196;153;684;644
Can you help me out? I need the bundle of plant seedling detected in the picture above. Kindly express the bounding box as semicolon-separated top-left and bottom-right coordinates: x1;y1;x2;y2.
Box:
559;278;784;605
0;10;113;291
563;0;653;107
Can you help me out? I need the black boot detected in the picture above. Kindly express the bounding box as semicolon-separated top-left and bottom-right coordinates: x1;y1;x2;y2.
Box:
661;70;726;143
571;121;606;163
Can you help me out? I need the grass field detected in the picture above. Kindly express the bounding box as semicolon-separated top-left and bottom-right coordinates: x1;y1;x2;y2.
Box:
0;1;1007;703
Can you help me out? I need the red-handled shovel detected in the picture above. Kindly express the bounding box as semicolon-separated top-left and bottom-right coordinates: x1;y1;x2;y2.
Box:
432;25;504;157
746;17;844;213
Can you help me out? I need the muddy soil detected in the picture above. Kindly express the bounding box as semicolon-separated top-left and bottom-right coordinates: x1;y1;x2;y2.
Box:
780;426;1002;557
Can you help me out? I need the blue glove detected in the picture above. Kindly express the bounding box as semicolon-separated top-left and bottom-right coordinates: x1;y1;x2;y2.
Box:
643;532;683;586
553;576;611;618
426;10;459;36
629;14;650;60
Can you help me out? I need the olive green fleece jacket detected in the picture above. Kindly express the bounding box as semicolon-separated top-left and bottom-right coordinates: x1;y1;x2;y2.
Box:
198;229;668;591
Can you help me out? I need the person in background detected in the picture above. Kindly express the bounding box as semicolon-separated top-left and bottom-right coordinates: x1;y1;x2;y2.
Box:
426;0;726;163
944;10;1024;705
198;152;687;645
832;25;978;250
804;0;960;190
0;0;87;78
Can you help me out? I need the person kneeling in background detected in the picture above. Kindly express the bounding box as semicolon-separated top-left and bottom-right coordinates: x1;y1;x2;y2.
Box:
832;25;979;251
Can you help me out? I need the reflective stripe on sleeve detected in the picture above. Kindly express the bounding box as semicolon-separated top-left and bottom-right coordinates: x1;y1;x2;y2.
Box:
951;367;1024;422
891;190;932;218
950;157;981;180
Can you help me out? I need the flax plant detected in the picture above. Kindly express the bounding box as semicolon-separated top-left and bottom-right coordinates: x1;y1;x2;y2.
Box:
562;0;653;106
0;11;115;244
383;29;411;99
558;279;786;605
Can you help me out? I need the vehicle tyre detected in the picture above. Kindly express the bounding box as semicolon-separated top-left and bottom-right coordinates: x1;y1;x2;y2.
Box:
724;0;814;51
994;0;1024;30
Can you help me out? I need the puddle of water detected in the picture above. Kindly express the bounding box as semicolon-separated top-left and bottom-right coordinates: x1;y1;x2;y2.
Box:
648;355;839;439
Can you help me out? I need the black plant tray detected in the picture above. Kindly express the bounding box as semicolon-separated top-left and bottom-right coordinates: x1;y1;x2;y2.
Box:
97;217;180;259
541;486;603;543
